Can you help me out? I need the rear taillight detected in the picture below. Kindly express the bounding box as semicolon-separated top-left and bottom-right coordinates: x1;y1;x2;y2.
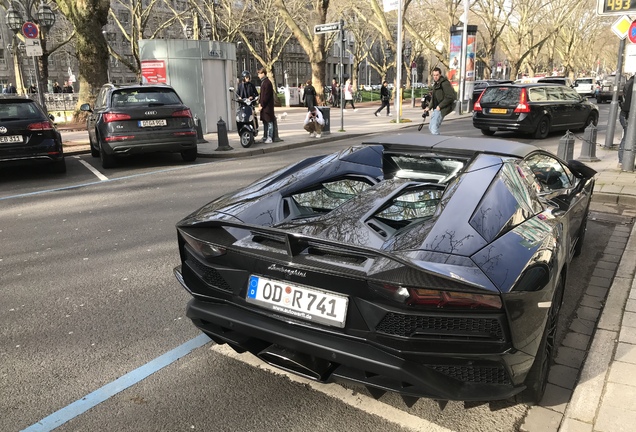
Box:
407;288;502;309
173;131;197;136
103;113;132;123
514;89;531;113
27;121;54;130
181;231;226;260
370;282;502;310
172;109;193;118
104;135;135;142
473;93;483;112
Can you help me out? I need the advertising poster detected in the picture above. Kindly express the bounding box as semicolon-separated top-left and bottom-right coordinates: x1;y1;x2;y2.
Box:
141;60;167;84
449;26;478;100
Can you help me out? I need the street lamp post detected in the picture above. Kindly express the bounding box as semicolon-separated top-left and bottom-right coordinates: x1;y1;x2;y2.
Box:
6;41;26;93
4;0;55;112
403;42;413;108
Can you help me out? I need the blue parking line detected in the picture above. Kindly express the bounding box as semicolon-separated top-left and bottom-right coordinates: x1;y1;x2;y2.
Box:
22;334;210;432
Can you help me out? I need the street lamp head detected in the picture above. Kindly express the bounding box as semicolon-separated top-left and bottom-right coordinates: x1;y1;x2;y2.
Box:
5;7;23;33
37;3;56;30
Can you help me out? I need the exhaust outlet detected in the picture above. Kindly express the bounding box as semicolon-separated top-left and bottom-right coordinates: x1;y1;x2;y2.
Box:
257;345;333;381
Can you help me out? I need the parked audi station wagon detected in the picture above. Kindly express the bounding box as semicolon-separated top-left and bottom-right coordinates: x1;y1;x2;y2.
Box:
0;95;65;173
473;83;599;139
80;83;197;168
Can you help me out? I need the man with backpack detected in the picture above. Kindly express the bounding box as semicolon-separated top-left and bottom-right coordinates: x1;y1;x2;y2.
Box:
423;67;456;135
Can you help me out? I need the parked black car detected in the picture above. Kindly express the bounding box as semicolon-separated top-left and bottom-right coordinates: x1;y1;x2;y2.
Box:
473;83;599;139
0;95;65;173
80;83;197;168
174;134;596;403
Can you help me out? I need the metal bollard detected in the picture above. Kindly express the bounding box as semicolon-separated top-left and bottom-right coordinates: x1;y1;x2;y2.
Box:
194;116;208;143
557;131;575;161
273;118;283;142
578;123;600;162
215;117;233;151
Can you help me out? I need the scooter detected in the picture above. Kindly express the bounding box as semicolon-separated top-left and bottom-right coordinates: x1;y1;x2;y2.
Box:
229;88;259;148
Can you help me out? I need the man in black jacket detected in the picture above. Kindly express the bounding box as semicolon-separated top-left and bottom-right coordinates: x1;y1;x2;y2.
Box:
374;81;391;116
619;75;634;168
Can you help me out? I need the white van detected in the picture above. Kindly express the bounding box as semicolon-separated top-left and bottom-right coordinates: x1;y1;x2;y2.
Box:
573;78;595;97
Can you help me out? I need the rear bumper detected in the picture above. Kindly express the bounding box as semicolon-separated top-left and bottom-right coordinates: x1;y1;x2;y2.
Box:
472;115;536;134
0;138;64;164
176;266;531;401
102;134;197;156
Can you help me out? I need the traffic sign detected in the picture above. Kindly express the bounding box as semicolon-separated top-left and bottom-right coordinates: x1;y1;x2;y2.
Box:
22;21;39;39
630;20;636;43
314;22;341;34
612;15;631;39
25;38;42;56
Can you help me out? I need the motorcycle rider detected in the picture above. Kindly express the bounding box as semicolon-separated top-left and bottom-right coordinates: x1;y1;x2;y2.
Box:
237;70;259;100
237;70;259;132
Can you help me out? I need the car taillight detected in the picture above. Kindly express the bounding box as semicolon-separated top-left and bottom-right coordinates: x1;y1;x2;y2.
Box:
181;231;226;260
474;94;483;112
514;89;531;113
103;113;131;123
407;288;502;309
174;131;197;136
27;121;54;130
172;109;192;118
369;282;502;310
105;135;135;142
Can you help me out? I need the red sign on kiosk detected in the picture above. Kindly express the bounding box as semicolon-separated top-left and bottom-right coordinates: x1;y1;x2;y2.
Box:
141;60;167;84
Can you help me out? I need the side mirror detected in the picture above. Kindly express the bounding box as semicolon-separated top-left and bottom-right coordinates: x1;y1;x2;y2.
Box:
79;103;92;112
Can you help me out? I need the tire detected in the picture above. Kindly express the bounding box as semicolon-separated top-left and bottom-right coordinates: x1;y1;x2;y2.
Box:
181;147;197;162
518;276;564;404
89;132;99;158
99;138;116;169
481;129;496;136
240;130;254;148
49;158;67;174
578;113;598;132
574;206;590;257
534;116;550;139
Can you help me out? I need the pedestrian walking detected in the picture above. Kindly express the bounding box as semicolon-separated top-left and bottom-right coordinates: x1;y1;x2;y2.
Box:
423;67;456;135
343;79;357;111
619;74;634;169
330;78;340;107
302;79;317;108
257;67;275;144
374;81;391;116
303;106;324;138
53;82;62;93
62;81;74;93
6;83;17;94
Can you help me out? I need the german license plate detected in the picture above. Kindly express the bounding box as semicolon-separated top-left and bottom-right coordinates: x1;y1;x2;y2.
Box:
138;119;167;127
0;135;22;143
490;108;507;114
246;275;348;328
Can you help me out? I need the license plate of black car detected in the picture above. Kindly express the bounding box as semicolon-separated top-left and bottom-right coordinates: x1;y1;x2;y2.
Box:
138;119;167;127
490;108;507;114
0;135;22;143
246;275;348;328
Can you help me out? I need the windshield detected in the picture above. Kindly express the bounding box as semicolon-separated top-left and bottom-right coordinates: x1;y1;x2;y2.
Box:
111;88;182;107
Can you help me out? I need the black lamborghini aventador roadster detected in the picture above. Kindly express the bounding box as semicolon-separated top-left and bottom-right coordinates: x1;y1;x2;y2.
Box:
174;133;595;404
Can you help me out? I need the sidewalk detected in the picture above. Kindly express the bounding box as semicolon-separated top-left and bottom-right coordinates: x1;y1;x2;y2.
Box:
62;102;636;432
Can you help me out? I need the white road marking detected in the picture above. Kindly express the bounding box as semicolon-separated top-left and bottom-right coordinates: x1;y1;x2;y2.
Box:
211;344;453;432
79;160;109;181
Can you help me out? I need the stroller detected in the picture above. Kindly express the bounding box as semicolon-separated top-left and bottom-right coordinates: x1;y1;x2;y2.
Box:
417;93;433;132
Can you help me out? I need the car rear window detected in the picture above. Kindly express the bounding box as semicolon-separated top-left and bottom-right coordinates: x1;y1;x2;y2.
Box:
111;88;182;107
576;79;593;84
0;100;42;120
480;87;522;105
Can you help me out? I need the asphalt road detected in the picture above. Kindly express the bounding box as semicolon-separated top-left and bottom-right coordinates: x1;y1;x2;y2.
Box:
0;117;621;432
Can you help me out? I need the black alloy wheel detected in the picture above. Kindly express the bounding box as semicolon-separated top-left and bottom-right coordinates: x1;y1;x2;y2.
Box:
574;205;591;257
518;276;564;404
579;113;598;132
181;148;197;162
89;131;99;158
49;158;67;174
534;116;551;139
99;136;116;169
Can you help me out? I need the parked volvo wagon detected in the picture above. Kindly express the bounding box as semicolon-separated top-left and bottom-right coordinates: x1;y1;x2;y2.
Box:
473;83;598;139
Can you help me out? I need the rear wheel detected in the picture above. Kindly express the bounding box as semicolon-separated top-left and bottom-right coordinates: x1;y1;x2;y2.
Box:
181;148;197;162
534;116;550;139
481;129;496;136
89;132;99;157
574;206;590;257
99;137;116;169
240;130;254;148
518;276;564;404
